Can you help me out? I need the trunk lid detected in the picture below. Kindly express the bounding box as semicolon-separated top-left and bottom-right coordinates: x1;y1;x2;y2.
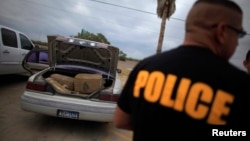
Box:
48;35;119;77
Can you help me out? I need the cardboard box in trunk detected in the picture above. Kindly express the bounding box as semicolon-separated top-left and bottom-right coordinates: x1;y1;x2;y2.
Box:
74;73;103;94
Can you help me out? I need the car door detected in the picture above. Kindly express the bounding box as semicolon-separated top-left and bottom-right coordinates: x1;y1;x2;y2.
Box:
0;27;22;74
19;33;34;63
22;48;49;75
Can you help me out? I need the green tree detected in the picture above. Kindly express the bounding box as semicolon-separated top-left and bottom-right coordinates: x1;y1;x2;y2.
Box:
119;50;127;61
75;29;110;44
97;33;110;44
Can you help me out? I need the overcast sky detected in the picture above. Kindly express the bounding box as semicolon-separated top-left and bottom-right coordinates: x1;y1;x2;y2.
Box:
0;0;249;71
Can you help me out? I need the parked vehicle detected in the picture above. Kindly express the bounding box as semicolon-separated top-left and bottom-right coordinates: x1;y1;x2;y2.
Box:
20;35;122;122
0;25;34;75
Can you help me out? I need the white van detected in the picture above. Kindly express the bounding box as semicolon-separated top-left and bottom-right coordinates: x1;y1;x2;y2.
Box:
0;25;34;75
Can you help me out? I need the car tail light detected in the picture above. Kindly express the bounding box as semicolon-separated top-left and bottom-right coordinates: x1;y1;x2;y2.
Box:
26;82;46;91
98;92;120;102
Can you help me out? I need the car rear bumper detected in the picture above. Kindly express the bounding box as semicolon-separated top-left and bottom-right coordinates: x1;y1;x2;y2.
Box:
20;91;116;122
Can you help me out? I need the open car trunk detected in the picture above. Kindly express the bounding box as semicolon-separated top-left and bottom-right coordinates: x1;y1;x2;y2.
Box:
40;67;115;98
28;35;120;98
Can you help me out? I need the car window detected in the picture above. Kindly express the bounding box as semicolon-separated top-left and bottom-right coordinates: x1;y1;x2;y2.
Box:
27;51;48;64
1;28;18;48
39;52;49;64
20;34;33;50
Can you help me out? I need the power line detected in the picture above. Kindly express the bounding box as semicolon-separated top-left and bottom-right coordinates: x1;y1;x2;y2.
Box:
90;0;155;15
89;0;185;21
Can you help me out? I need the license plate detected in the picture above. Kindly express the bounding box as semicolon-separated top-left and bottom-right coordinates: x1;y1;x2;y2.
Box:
57;109;79;119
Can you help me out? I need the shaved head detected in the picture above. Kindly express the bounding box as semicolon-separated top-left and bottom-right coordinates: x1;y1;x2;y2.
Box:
186;0;242;33
194;0;242;12
183;0;244;60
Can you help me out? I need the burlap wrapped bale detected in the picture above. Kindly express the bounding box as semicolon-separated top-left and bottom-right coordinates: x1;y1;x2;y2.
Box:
50;74;74;91
74;73;103;94
45;77;71;94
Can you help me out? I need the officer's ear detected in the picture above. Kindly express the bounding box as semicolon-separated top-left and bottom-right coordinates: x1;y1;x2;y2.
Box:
243;60;248;68
214;23;227;45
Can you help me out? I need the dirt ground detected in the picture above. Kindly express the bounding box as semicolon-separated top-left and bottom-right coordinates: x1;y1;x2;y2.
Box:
117;60;138;87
